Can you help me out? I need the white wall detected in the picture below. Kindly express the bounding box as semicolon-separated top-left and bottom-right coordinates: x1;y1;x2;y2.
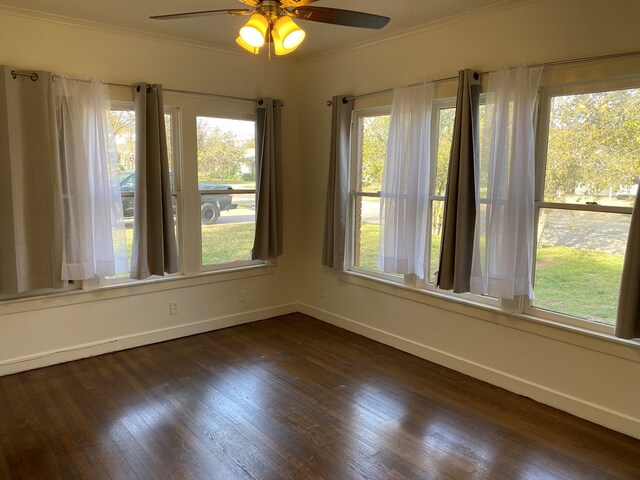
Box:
296;0;640;439
0;9;300;374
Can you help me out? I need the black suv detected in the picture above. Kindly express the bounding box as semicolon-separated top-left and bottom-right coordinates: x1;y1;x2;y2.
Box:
119;172;236;224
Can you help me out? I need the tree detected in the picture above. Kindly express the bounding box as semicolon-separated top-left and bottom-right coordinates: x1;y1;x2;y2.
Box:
435;107;455;196
360;115;390;191
544;88;640;201
109;110;136;172
197;119;247;182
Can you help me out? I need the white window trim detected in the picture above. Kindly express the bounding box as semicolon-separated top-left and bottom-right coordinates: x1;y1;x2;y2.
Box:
347;102;500;309
346;106;390;275
345;73;640;337
339;270;640;362
1;263;275;316
524;76;639;334
101;102;185;287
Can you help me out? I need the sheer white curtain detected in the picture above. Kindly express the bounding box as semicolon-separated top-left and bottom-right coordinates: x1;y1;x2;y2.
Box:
54;76;127;280
379;82;434;279
470;66;543;299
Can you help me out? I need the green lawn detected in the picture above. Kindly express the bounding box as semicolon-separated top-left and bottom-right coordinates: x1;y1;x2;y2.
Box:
120;221;255;270
356;223;442;283
357;223;622;325
533;246;623;325
201;222;254;265
356;223;382;271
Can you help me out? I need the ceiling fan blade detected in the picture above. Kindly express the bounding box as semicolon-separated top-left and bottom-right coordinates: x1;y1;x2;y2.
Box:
150;9;251;21
280;0;319;7
291;6;390;29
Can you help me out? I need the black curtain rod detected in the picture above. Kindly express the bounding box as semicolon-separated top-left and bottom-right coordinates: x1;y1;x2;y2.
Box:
326;49;640;106
9;70;265;105
109;82;260;104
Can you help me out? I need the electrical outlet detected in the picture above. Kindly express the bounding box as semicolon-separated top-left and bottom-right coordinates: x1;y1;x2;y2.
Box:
169;301;179;315
239;289;247;303
320;284;326;299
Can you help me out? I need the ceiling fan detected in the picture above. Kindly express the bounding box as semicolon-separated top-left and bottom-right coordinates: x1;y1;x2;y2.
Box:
150;0;390;56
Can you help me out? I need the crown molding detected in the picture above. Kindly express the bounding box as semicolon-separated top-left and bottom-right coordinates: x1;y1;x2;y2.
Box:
0;4;298;65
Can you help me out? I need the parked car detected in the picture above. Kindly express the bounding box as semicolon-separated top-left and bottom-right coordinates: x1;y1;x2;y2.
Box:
199;183;237;224
119;172;236;224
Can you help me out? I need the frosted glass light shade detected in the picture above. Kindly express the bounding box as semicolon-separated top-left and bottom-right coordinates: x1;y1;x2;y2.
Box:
239;13;268;48
236;36;260;54
272;16;305;55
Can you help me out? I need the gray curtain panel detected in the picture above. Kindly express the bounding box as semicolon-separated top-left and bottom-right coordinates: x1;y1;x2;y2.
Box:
322;96;354;269
616;192;640;339
0;67;64;294
252;98;283;261
437;70;480;292
130;83;178;279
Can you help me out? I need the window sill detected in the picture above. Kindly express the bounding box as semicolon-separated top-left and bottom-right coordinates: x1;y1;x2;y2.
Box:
339;270;640;363
0;263;275;316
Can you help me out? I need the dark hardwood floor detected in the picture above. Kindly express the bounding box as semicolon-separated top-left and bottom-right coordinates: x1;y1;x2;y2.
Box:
0;313;638;479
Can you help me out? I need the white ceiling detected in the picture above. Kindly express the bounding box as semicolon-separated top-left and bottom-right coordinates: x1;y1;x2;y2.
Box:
0;0;516;59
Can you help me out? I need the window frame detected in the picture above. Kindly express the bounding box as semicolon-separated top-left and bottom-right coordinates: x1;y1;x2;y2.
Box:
423;97;455;288
100;102;184;286
344;76;640;329
346;106;401;283
524;77;639;333
195;110;262;273
346;100;501;308
0;90;272;305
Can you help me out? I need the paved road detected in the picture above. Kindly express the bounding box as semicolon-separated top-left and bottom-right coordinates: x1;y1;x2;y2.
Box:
359;198;631;255
538;209;630;255
217;208;255;225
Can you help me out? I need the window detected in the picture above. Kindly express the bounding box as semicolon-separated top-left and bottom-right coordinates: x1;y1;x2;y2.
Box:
196;115;257;269
347;72;639;334
1;88;265;303
348;102;458;286
426;102;456;284
348;109;391;276
108;103;181;278
529;81;639;327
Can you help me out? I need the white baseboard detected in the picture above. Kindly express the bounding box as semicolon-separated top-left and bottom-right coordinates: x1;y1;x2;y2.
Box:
0;303;297;377
298;303;640;440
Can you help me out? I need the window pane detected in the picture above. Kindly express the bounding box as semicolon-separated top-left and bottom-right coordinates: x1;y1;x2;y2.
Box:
197;116;256;190
544;88;640;207
353;196;381;271
358;115;390;193
428;199;444;284
197;116;256;267
165;113;175;190
434;107;455;196
201;193;255;266
533;209;631;325
109;109;135;275
427;107;455;284
477;102;502;198
108;108;177;277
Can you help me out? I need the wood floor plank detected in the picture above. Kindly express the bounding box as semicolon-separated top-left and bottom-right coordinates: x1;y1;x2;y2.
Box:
0;313;639;479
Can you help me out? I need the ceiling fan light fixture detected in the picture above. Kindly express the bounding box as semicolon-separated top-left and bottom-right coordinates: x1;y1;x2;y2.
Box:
239;13;269;48
150;1;392;58
236;36;260;54
273;16;305;51
272;34;291;56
